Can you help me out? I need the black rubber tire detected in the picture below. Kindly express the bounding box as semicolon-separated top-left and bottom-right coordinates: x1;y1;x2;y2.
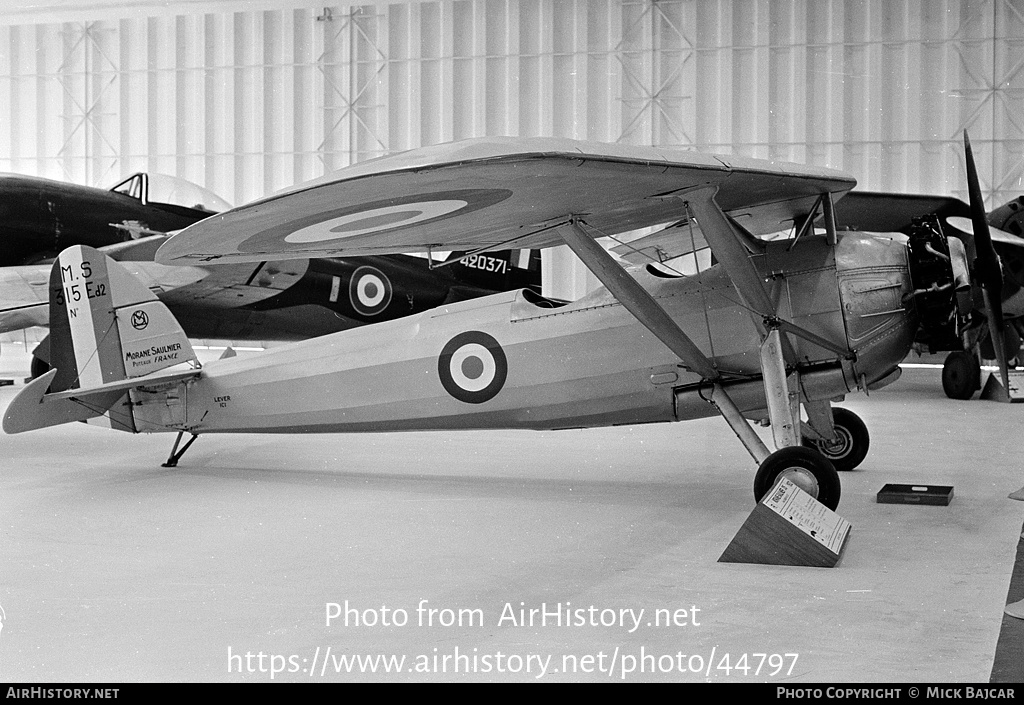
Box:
29;355;51;380
753;446;841;511
801;407;869;472
941;351;980;400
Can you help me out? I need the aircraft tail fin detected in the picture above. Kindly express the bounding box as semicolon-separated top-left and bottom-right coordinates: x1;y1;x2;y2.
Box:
444;249;542;293
3;245;199;434
49;245;198;393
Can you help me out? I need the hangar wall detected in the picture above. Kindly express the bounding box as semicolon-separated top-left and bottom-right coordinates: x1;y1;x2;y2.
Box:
0;0;1022;299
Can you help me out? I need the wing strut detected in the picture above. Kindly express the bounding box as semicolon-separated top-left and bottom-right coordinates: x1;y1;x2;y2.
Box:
559;219;716;378
685;187;776;322
557;218;770;463
684;188;829;451
761;327;801;448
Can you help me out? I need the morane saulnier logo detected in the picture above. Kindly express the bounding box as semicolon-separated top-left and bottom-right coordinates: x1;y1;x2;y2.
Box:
131;310;149;331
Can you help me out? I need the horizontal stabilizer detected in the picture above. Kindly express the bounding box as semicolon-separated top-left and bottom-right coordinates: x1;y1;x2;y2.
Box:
47;367;201;401
2;370;125;434
3;366;202;435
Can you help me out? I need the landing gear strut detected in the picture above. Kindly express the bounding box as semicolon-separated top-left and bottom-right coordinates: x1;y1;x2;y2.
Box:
754;327;841;510
162;431;199;468
556;209;847;510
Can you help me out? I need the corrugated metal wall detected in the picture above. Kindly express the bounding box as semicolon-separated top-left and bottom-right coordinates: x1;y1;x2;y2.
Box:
1;0;1022;296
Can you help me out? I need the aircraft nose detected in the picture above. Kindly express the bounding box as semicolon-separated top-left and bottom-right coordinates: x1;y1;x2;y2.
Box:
835;232;920;386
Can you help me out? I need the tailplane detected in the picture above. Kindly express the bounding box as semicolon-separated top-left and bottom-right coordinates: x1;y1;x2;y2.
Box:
4;246;200;434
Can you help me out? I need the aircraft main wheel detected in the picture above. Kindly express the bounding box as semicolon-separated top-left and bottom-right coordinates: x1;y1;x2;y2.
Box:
941;351;980;400
30;355;51;380
801;407;869;472
753;447;841;511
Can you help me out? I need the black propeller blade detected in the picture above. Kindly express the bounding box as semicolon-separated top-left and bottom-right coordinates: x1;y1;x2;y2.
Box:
964;130;1010;393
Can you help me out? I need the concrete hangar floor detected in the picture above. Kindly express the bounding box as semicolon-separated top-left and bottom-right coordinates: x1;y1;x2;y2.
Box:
0;343;1021;683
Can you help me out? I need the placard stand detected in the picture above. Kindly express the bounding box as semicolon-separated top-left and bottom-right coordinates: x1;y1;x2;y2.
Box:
719;478;852;568
980;371;1024;402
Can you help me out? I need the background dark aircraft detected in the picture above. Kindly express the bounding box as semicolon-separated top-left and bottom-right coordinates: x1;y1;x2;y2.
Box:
0;172;228;265
160;249;543;341
26;246;543;377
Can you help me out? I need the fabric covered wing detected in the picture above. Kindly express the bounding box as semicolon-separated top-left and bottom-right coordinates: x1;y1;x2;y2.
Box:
157;137;855;265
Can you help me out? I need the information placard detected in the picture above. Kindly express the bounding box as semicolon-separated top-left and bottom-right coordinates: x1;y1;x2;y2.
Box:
719;478;852;568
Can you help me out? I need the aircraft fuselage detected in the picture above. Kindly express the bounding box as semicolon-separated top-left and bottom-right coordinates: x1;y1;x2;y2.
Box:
129;232;917;435
0;174;213;265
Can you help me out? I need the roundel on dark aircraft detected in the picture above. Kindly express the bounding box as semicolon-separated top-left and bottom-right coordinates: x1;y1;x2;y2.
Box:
349;265;393;316
437;331;508;404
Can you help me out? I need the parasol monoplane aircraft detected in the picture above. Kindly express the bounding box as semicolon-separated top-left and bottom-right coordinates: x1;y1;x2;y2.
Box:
4;136;986;511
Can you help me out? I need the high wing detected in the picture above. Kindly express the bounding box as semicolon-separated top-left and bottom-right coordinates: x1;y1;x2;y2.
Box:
157;137;855;265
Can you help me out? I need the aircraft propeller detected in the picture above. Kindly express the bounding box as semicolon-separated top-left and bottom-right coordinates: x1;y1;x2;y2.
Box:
963;130;1011;393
